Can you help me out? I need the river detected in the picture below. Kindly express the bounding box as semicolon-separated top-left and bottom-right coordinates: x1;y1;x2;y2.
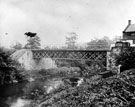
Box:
0;77;63;107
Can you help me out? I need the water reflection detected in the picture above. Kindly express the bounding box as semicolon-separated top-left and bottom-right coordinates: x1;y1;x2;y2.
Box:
0;78;63;107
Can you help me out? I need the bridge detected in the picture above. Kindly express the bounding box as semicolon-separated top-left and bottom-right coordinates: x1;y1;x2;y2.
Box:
32;49;110;69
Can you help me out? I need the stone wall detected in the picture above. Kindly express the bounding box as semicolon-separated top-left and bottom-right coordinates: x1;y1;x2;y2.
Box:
107;46;130;72
11;49;57;71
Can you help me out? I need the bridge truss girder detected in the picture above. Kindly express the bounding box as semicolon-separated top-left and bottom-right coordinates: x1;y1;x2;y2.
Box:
32;49;109;68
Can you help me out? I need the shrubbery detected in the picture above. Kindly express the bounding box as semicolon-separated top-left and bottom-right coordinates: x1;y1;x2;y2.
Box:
35;69;135;107
55;59;105;77
116;48;135;72
0;47;24;85
23;80;45;100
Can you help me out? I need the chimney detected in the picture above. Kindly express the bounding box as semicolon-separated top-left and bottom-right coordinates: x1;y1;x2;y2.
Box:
128;20;131;25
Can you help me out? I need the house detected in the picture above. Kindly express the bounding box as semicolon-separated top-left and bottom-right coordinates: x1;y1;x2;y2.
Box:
123;20;135;45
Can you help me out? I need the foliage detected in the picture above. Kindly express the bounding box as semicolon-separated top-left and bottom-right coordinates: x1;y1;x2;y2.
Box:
38;67;80;78
44;46;50;50
116;48;135;71
0;47;23;85
65;32;78;49
24;32;37;37
11;42;23;50
23;67;135;107
37;59;104;79
34;69;135;107
56;60;105;77
86;36;112;50
23;80;46;100
24;32;41;49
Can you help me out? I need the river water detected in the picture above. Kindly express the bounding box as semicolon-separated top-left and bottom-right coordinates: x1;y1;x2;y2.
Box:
0;78;63;107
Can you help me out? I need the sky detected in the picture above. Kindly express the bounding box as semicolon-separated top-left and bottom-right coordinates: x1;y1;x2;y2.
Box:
0;0;135;48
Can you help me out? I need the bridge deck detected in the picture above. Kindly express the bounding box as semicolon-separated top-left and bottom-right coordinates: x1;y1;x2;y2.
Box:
31;49;109;67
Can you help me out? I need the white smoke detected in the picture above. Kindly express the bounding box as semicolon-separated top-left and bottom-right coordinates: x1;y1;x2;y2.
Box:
10;98;30;107
77;78;83;86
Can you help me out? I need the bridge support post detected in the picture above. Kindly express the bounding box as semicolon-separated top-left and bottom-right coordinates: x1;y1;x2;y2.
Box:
106;51;111;70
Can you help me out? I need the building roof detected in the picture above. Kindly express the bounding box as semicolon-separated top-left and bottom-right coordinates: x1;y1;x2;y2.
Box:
124;24;135;32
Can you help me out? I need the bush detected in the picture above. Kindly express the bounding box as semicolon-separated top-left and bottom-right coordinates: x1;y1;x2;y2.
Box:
71;60;105;77
53;59;105;78
38;67;80;78
0;47;24;85
36;69;135;107
116;48;135;71
23;80;45;100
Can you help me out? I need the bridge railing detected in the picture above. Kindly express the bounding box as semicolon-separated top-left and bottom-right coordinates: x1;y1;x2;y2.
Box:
31;49;110;69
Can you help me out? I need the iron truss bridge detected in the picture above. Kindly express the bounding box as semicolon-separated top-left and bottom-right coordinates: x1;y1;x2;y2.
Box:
32;49;110;68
